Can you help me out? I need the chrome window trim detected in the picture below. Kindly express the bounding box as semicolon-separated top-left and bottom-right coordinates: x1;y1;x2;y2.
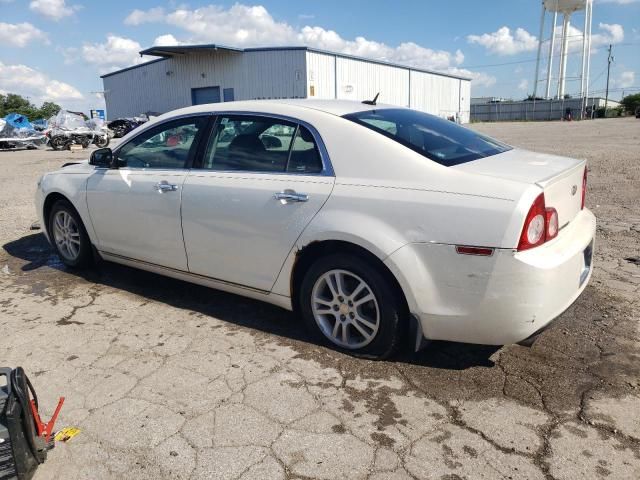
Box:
111;110;335;177
197;110;334;177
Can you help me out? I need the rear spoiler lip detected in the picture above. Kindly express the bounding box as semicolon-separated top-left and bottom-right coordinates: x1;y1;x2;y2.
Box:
535;159;586;188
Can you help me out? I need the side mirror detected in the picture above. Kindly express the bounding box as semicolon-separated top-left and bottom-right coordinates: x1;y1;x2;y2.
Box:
89;148;114;168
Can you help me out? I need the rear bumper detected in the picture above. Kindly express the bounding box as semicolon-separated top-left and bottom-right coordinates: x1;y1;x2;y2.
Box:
385;208;596;345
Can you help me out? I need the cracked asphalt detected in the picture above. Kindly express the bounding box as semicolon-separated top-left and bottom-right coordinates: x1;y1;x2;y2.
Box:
1;117;639;479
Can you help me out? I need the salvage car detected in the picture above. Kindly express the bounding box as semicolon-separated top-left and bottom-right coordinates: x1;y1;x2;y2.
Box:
35;100;595;358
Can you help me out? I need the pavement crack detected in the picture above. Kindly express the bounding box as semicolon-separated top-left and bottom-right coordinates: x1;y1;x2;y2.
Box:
56;286;99;325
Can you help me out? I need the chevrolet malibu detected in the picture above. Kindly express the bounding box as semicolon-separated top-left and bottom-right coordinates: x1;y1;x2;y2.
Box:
36;100;595;358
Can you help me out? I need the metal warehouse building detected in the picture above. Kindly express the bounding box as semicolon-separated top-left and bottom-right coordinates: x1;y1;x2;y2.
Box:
101;44;471;122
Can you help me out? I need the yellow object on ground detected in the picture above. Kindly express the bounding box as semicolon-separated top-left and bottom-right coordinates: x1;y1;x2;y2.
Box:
54;427;81;443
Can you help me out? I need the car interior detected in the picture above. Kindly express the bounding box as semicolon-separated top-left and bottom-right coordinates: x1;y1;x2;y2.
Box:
115;115;324;174
206;117;323;174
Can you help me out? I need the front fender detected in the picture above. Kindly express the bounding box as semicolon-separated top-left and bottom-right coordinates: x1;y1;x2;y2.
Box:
39;172;97;245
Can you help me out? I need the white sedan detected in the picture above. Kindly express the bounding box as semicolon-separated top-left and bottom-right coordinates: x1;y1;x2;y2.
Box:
36;100;595;358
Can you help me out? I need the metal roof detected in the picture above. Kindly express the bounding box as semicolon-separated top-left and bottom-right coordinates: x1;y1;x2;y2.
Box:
102;43;471;81
138;44;243;57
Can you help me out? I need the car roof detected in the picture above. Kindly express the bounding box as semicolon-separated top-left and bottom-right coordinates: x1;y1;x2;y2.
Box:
166;99;401;119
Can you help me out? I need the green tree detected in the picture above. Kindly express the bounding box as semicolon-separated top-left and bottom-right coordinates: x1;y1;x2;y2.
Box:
0;93;62;120
35;101;61;119
0;93;36;118
620;93;640;115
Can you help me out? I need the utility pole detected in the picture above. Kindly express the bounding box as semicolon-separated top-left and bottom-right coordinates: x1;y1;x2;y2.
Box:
604;44;614;114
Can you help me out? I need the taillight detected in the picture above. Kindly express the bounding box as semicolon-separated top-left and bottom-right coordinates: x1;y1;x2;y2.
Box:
545;207;559;240
518;194;546;250
581;167;587;210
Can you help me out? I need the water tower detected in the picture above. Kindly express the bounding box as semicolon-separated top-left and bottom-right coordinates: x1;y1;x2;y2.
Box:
533;0;593;102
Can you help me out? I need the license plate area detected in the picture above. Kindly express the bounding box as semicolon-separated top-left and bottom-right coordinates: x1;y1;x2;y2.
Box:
580;241;593;286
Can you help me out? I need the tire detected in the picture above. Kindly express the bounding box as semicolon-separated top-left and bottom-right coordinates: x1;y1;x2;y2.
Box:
94;135;109;148
48;200;93;268
50;136;67;151
299;253;404;359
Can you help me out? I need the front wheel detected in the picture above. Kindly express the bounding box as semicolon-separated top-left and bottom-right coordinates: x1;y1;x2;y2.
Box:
94;135;109;148
48;200;93;268
299;253;404;359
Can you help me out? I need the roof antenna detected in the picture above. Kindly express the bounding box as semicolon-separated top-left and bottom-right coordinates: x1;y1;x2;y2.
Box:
362;92;380;105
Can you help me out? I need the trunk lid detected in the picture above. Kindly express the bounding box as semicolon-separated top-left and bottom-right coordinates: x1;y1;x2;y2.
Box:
453;148;586;228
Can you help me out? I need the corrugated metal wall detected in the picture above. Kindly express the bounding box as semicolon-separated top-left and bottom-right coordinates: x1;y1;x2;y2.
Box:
306;51;470;122
337;57;409;106
306;51;335;99
103;49;470;122
103;50;306;119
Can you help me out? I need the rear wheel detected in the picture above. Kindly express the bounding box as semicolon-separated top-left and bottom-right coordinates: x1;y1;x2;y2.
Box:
299;253;404;359
48;200;93;268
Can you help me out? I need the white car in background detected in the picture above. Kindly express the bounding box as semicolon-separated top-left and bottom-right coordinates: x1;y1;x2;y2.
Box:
36;99;595;358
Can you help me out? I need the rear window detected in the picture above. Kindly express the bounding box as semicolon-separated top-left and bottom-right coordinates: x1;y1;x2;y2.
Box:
343;108;511;166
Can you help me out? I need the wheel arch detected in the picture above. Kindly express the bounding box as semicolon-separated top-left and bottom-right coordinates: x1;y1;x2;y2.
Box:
43;192;72;237
42;191;96;246
290;239;410;318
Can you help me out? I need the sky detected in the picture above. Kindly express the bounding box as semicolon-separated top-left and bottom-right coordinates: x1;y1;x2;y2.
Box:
0;0;638;114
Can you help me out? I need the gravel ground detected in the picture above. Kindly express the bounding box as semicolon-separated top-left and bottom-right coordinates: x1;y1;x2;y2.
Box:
0;117;639;479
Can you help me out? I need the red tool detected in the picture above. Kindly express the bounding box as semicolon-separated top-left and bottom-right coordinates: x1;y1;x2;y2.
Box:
29;396;65;442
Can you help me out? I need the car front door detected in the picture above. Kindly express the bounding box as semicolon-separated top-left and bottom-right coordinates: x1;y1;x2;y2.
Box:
181;114;335;291
86;116;209;270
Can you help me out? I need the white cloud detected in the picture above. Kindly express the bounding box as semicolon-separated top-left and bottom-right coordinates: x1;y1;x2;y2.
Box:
518;79;529;91
153;34;181;46
81;35;145;74
29;0;80;21
467;27;538;56
124;7;166;26
592;23;625;47
124;4;466;74
614;70;635;88
0;61;83;102
548;22;624;55
468;22;624;57
0;22;49;47
597;0;640;4
443;67;495;88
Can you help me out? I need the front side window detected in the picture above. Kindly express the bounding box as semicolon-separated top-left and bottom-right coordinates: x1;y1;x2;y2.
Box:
202;115;323;174
116;117;206;169
344;108;511;166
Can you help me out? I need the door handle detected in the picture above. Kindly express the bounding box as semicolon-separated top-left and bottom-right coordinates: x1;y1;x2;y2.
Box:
274;190;309;203
155;181;178;193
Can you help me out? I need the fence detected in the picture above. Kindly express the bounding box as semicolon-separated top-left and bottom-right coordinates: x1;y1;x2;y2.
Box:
470;97;603;122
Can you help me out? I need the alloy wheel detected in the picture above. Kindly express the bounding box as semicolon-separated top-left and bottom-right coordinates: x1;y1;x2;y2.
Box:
52;210;81;261
311;269;380;349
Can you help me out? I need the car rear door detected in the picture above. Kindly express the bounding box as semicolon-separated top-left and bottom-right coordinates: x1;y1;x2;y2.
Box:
181;114;334;292
86;115;210;270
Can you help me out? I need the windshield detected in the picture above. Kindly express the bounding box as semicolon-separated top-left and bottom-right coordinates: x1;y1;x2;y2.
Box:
343;108;511;166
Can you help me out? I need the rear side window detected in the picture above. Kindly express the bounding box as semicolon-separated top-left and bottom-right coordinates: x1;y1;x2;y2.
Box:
202;115;323;174
344;108;511;166
287;126;323;174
